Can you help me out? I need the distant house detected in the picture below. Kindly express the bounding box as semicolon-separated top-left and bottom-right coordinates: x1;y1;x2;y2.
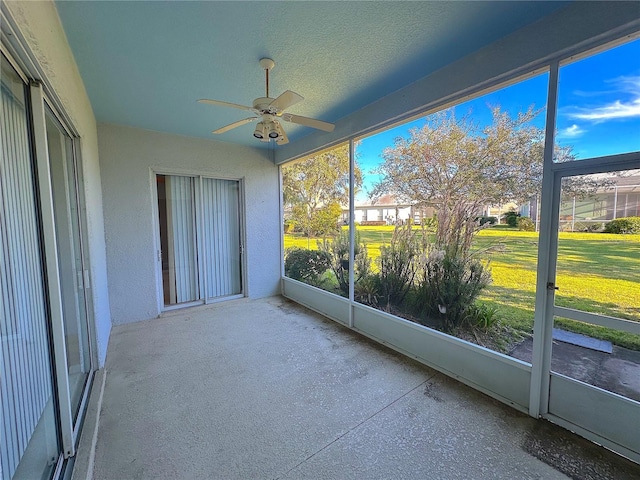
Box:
520;172;640;231
481;202;519;221
344;194;522;226
341;194;435;225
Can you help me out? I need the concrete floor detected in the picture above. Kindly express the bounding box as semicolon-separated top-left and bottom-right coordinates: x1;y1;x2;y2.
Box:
74;296;640;480
511;336;640;402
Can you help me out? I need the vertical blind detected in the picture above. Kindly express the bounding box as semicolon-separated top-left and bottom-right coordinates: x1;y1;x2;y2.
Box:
1;71;55;479
202;179;241;298
167;176;198;303
162;175;242;305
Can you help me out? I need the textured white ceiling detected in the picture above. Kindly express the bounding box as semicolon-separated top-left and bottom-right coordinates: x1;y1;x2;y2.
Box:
55;1;568;148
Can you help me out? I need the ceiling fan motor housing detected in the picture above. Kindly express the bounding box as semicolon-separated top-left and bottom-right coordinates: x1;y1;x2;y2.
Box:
253;97;278;115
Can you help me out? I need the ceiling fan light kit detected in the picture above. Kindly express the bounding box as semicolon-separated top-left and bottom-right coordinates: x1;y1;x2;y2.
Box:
253;123;265;139
198;58;334;145
252;119;285;142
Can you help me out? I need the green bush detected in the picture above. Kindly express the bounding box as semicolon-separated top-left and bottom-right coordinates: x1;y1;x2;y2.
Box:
477;216;498;226
318;228;371;296
354;274;380;307
517;217;535;231
415;249;492;332
284;248;331;286
502;210;520;227
583;222;603;233
464;303;500;329
603;217;640;234
377;224;421;307
291;202;342;237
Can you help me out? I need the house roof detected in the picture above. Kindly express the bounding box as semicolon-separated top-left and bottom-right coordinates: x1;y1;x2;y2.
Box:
55;1;569;149
615;172;640;189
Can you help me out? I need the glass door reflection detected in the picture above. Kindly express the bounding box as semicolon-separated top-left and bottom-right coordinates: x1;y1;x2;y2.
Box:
45;110;92;423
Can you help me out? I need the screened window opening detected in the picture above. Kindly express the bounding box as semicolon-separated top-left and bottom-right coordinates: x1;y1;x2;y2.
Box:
281;143;353;298
347;72;549;359
555;38;640;160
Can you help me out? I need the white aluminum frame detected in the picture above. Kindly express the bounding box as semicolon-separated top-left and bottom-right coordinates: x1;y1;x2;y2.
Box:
348;139;356;327
529;60;560;418
43;100;98;431
30;82;76;458
535;155;640;462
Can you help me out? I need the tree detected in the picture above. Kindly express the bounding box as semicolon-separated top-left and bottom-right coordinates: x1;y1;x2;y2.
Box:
371;107;553;250
291;202;343;238
282;143;362;237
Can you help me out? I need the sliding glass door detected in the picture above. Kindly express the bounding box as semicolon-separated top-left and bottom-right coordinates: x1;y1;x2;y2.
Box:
202;178;242;299
157;175;199;305
1;52;60;480
44;109;93;424
156;174;243;308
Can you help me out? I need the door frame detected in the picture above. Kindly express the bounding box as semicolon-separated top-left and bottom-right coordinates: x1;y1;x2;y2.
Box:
151;168;247;314
529;151;640;462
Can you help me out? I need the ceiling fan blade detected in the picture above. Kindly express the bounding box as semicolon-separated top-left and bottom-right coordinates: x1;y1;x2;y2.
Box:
269;90;304;112
282;113;335;132
198;98;254;112
212;117;258;134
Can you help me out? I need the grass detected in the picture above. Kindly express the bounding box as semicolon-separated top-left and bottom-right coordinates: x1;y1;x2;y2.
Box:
284;226;640;350
473;229;640;349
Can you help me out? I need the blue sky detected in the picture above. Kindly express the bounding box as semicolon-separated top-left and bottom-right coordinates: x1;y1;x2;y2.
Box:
356;38;640;200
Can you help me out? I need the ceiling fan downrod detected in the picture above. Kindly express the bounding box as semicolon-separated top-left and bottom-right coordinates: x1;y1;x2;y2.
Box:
259;58;275;99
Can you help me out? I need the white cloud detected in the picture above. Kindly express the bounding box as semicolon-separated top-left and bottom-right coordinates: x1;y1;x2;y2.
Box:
569;98;640;121
615;75;640;91
558;124;586;138
566;75;640;122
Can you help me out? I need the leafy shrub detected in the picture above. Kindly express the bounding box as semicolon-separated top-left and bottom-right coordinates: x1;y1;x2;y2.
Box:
377;224;421;307
502;210;520;227
415;249;492;332
517;217;535;231
477;216;498;226
318;228;371;296
603;217;640;234
464;302;500;329
284;248;331;286
583;222;603;233
354;274;380;307
291;201;342;237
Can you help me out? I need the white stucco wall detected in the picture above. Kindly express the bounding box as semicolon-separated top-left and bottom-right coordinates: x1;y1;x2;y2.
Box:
97;123;280;325
5;0;112;366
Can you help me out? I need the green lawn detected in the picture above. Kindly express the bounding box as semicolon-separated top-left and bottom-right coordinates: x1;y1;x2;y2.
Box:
284;226;640;349
474;229;640;348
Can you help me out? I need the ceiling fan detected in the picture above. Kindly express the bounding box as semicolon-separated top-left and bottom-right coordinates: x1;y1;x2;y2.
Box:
198;58;335;145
